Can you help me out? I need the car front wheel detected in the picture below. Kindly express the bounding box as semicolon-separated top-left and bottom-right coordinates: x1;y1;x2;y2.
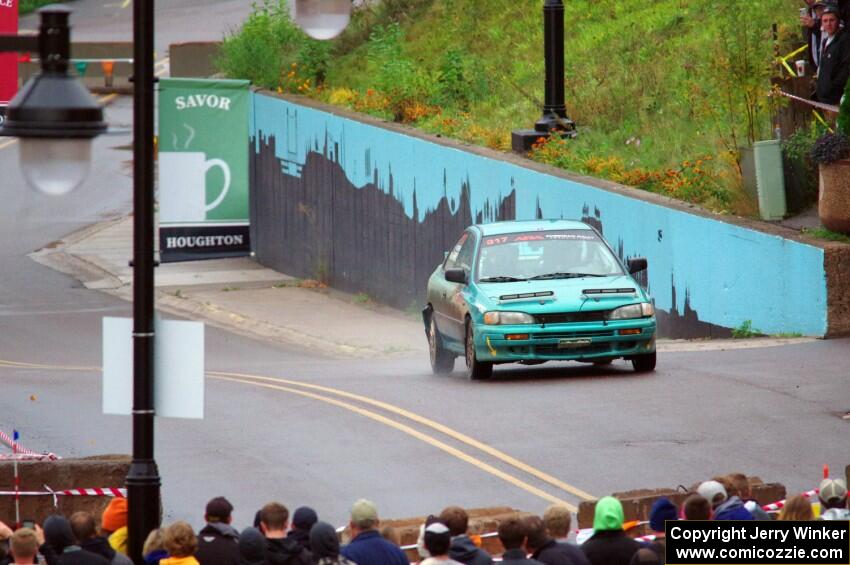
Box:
465;321;493;380
631;352;656;373
428;316;455;374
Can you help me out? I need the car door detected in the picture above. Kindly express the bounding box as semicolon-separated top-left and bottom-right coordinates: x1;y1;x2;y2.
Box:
444;231;477;342
432;231;474;344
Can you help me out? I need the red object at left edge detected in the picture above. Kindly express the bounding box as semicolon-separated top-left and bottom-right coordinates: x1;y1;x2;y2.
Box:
0;0;19;106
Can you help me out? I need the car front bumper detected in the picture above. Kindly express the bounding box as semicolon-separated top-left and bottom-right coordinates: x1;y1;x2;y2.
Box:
475;317;656;362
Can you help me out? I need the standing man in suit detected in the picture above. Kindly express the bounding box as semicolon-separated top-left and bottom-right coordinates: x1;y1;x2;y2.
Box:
816;5;850;104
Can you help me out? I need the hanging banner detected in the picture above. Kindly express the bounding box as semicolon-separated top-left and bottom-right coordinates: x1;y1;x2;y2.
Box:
158;78;251;262
0;0;17;106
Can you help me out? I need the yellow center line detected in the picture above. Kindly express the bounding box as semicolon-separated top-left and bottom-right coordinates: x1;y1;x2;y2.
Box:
0;139;17;150
121;0;131;8
208;370;596;501
0;359;595;505
211;374;578;510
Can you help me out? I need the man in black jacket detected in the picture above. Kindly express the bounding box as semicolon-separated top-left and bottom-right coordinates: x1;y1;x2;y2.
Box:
497;518;544;565
260;502;312;565
816;5;850;104
523;516;589;565
438;506;492;565
196;497;241;565
69;513;132;565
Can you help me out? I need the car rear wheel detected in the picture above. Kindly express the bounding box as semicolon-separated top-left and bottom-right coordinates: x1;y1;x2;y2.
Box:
631;352;656;373
465;321;493;380
428;316;455;374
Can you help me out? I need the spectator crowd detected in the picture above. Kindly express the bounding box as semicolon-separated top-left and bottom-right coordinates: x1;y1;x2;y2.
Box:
0;474;846;565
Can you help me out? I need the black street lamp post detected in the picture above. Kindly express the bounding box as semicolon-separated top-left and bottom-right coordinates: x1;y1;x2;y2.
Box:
1;4;160;564
0;5;106;194
126;0;161;562
512;0;576;153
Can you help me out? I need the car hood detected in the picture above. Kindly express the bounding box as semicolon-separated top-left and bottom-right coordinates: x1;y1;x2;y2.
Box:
475;275;648;314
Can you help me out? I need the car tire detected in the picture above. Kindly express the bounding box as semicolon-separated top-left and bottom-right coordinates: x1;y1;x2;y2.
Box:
465;321;493;380
428;316;455;374
631;352;656;373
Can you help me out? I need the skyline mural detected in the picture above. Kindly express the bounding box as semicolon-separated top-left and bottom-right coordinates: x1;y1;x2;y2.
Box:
251;94;828;338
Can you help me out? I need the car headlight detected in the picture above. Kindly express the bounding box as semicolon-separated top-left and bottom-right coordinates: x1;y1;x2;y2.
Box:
608;303;655;320
483;311;536;325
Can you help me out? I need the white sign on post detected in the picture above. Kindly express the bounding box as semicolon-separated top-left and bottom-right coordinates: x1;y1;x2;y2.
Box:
102;317;205;419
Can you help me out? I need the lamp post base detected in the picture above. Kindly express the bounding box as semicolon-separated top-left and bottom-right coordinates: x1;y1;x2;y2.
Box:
511;124;577;154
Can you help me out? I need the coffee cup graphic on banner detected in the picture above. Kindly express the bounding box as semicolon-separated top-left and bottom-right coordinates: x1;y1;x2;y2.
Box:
159;151;231;223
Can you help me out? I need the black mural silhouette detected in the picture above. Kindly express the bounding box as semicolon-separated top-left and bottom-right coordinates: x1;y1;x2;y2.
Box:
251;134;732;339
251;134;514;310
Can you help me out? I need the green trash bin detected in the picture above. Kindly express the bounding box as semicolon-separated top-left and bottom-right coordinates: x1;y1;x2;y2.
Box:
753;139;787;221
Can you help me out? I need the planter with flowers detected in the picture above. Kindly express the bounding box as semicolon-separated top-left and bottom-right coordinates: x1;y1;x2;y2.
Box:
811;129;850;233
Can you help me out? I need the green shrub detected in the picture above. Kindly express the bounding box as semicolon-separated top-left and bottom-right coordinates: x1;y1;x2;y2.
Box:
216;0;329;91
366;23;434;120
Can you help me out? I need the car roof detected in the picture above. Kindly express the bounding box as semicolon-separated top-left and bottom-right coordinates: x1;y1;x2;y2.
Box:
473;219;594;237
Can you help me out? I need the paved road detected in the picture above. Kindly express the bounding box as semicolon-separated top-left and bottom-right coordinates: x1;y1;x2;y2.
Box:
20;0;252;55
2;0;849;532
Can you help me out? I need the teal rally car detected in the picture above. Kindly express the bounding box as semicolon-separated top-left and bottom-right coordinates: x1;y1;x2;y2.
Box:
423;219;657;379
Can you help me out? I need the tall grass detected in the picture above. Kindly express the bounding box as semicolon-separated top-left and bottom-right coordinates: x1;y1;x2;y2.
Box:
221;0;804;214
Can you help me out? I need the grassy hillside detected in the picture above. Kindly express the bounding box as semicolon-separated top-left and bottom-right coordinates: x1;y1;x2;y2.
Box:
219;0;804;215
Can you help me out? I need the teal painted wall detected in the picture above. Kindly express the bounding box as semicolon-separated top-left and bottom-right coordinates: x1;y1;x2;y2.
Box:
251;93;828;337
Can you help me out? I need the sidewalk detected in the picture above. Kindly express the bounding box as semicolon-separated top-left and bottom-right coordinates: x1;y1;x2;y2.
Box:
30;215;427;359
30;216;815;359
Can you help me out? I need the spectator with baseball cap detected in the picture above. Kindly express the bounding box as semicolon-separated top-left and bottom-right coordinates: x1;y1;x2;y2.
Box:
438;506;492;565
196;497;241;565
340;499;408;565
580;497;641;565
286;508;318;553
818;478;850;520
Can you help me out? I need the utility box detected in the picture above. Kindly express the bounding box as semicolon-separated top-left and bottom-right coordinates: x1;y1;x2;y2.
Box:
753;139;787;220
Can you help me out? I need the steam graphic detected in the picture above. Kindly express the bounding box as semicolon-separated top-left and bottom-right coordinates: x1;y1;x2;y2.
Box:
171;123;196;150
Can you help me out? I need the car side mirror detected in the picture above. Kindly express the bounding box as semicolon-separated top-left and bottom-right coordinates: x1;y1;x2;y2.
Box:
628;257;648;274
445;268;468;285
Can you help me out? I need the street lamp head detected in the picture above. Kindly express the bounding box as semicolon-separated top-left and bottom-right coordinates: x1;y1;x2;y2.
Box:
0;4;106;195
290;0;351;40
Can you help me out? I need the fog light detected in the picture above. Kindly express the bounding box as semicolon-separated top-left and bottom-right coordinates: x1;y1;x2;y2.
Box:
619;328;642;336
506;334;529;341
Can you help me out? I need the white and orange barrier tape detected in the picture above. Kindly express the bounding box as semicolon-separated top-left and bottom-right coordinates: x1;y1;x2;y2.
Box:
0;430;60;461
762;488;819;513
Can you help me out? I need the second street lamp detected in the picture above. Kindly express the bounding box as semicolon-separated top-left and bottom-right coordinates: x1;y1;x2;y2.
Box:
0;4;106;194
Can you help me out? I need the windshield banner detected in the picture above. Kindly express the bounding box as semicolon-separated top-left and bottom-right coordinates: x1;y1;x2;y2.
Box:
158;78;251;262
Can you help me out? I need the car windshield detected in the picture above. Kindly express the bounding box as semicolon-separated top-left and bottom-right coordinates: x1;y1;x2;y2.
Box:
476;230;624;282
